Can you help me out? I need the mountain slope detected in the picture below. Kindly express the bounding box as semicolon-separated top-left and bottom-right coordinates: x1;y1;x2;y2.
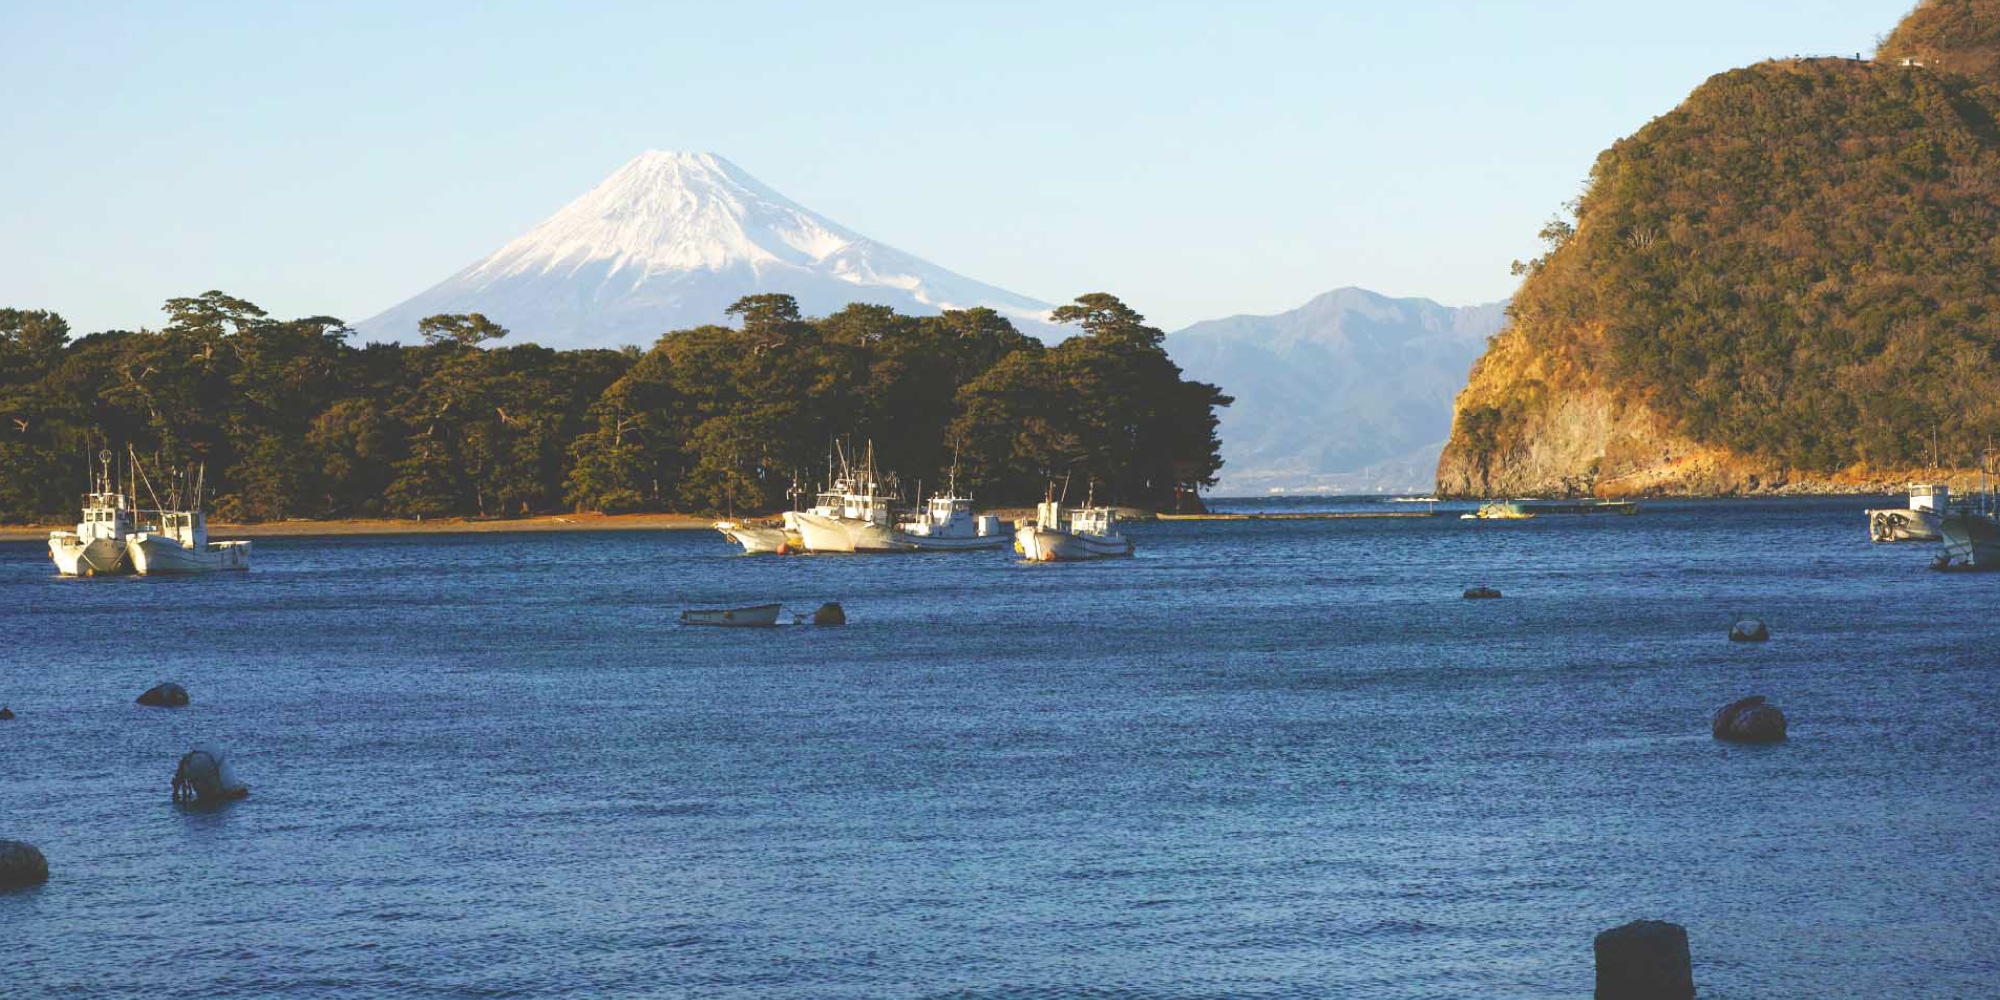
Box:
1438;7;2000;497
356;151;1057;348
1167;288;1506;494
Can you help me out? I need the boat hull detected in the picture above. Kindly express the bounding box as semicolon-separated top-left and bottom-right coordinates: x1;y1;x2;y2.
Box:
793;512;914;553
1937;513;2000;569
681;603;783;626
893;531;1009;551
715;521;798;555
127;536;251;575
49;534;133;576
1015;526;1134;561
1867;507;1942;542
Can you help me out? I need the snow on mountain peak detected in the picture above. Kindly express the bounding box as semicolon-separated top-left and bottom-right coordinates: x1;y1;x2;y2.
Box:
357;151;1057;348
470;150;859;280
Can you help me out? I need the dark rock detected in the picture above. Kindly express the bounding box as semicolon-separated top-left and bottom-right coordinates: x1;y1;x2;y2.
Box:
1728;618;1770;642
136;683;189;708
172;747;250;804
0;840;49;889
1712;695;1788;743
0;706;13;720
1463;586;1503;599
1594;919;1694;999
812;602;847;626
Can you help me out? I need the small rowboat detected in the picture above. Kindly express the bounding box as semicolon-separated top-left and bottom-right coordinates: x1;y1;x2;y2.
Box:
680;603;783;627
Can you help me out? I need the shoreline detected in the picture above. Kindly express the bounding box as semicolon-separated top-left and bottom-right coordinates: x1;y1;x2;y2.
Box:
0;511;719;542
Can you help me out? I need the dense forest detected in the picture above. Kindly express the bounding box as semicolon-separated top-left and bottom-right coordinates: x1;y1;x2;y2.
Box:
1450;6;2000;478
0;292;1229;523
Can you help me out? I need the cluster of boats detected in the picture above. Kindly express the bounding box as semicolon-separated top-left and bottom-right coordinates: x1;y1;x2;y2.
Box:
714;451;1133;561
47;452;251;577
1867;481;2000;569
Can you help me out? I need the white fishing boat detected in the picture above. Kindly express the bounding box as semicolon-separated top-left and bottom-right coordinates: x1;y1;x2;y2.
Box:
680;603;783;626
894;494;1007;551
1867;483;1947;542
1015;490;1134;562
792;444;913;553
127;509;251;575
48;452;141;577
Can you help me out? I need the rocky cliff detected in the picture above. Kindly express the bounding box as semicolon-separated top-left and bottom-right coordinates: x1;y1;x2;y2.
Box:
1438;0;2000;497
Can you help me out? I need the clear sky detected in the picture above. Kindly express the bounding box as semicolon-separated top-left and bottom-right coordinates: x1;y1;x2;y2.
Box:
1;0;1914;335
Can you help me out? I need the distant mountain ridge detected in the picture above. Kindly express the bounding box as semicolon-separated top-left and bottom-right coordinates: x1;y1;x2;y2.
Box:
1167;288;1507;494
357;151;1058;348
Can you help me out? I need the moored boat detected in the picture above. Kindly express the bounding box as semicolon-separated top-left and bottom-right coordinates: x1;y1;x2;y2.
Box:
127;510;251;575
680;603;783;626
792;445;914;553
1867;483;1946;542
1460;498;1639;520
48;454;141;577
893;487;1007;552
1015;496;1134;561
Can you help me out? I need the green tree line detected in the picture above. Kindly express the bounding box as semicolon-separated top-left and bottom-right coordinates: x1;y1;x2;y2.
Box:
0;291;1229;522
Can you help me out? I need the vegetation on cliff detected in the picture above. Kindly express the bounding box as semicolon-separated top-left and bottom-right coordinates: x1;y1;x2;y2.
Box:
1446;0;2000;491
0;293;1227;522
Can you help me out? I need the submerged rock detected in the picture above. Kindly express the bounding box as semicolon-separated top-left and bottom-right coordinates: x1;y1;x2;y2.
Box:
1463;586;1503;600
0;840;49;889
136;683;189;708
172;747;250;804
812;602;847;626
1712;695;1787;744
1594;919;1694;1000
1728;619;1770;642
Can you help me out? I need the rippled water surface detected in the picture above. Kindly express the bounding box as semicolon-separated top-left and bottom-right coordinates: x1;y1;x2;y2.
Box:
4;497;1998;998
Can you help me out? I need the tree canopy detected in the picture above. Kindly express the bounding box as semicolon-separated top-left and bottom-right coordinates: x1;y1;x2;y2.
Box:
0;292;1229;522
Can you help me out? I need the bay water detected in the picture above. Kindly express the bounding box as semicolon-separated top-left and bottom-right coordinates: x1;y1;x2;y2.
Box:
3;497;1996;998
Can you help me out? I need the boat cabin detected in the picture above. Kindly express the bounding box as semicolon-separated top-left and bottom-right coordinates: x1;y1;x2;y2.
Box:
159;510;208;549
1909;483;1948;512
76;492;136;542
1038;500;1119;538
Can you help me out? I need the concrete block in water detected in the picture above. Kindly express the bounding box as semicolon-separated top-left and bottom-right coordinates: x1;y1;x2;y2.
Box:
1594;919;1693;999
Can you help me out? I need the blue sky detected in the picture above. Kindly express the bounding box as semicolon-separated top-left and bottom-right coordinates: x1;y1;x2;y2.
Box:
1;1;1912;335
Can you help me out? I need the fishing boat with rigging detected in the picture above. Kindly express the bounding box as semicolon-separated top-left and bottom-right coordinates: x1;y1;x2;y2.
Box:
1014;484;1134;561
48;450;143;577
124;460;251;575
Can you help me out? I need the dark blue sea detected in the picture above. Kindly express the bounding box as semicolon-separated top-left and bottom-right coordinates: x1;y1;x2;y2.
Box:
3;497;1997;998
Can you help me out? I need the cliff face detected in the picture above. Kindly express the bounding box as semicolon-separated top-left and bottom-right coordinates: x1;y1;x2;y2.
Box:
1438;8;2000;497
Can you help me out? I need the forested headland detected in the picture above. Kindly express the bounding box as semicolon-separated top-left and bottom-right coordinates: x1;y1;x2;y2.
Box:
0;292;1229;523
1438;0;2000;496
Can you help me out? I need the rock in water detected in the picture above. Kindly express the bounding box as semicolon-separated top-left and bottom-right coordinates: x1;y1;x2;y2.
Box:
1594;919;1694;999
172;747;250;804
136;683;189;708
0;706;14;720
812;602;847;626
1463;586;1503;600
1728;619;1770;642
0;840;49;889
1712;695;1788;744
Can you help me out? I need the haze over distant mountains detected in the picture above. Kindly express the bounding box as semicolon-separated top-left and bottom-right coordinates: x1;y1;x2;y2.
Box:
357;151;1059;347
1166;289;1507;494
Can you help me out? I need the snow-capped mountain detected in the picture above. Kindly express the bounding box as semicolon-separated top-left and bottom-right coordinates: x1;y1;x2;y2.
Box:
1166;288;1508;494
356;151;1057;347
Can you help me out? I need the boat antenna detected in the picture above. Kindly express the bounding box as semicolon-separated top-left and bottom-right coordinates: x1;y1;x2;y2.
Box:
1059;469;1072;504
130;445;165;513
